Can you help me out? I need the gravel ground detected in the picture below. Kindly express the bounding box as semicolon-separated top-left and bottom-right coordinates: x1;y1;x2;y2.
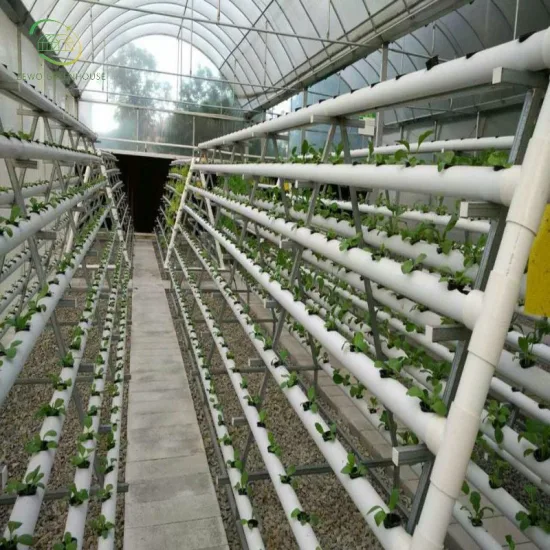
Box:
165;242;385;550
0;257;131;549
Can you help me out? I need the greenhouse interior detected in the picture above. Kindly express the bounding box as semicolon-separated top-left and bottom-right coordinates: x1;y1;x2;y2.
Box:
2;0;550;549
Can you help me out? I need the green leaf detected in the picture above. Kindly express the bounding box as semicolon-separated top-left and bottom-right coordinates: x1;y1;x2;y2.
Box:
394;149;408;162
396;139;410;153
374;509;386;527
431;400;448;417
417;129;434;149
17;534;34;545
388;488;399;511
505;534;516;550
407;386;424;399
401;259;414;274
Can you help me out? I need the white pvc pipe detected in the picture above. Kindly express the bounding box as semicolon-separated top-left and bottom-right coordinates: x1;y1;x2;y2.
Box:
0;136;100;164
351;136;515;158
186;218;550;549
97;272;132;550
0;180;107;257
164;158;194;268
0;64;96;140
178;234;412;549
0;177;82;206
65;268;122;549
0;207;111;406
199;29;550;148
168;268;266;550
183;211;446;453
411;69;550;550
7;238;118;540
186;186;483;329
175;252;318;549
196;163;519;204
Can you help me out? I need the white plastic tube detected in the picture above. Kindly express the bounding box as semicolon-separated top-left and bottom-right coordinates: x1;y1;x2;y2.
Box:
196;163;519;204
199;28;550;148
0;207;111;406
0;64;96;139
168;266;266;550
0;180;107;257
187;186;483;328
0;136;100;164
97;271;132;550
351;136;515;158
65;267;122;550
182;211;446;453
6;238;117;540
174;252;318;549
411;72;550;550
177;234;413;549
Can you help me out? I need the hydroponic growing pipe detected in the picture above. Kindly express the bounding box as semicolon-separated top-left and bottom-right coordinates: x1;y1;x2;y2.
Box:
65;264;123;549
172;253;319;549
195;163;519;204
0;206;111;406
6;237;118;539
181;211;445;452
97;270;130;550
0;179;107;257
0;64;96;140
168;265;266;550
199;28;550;148
350;136;515;158
185;187;483;329
0;136;100;164
177;232;413;549
222;215;550;401
207;229;550;548
410;67;550;550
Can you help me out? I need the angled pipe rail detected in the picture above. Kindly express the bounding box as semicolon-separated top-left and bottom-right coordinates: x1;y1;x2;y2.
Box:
64;260;124;548
6;235;118;539
0;207;110;406
97;269;130;550
199;28;550;149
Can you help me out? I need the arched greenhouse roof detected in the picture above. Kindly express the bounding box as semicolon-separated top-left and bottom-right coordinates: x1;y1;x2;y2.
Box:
21;0;550;110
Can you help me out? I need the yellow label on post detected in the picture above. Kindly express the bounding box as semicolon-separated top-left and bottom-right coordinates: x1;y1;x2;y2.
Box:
525;205;550;316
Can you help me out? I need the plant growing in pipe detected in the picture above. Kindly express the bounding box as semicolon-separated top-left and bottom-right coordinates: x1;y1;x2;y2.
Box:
279;465;298;488
460;483;493;527
70;444;91;469
24;430;58;454
290;508;320;526
5;466;45;496
302;387;319;413
240;517;259;530
341;452;368;479
401;253;427;274
315;422;337;442
36;398;66;418
485;400;511;445
407;382;447;416
53;532;78;550
0;521;33;549
234;471;250;496
518;419;550;462
368;488;401;528
89;515;114;539
68;483;89;506
267;432;282;456
515;485;550;532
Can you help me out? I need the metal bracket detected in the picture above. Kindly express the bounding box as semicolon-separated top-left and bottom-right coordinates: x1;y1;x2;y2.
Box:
248;357;264;368
460;201;502;219
492;67;548;89
426;324;471;342
14;159;38;169
262;298;277;309
36;230;57;240
278;239;293;250
392;444;432;466
98;424;112;434
231;416;247;427
308;115;364;128
57;298;77;309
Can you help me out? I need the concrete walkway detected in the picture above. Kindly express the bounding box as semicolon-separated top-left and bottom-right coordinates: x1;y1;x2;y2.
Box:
124;237;228;550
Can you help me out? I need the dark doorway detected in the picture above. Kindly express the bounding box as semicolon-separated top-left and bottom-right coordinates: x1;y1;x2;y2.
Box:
114;153;172;233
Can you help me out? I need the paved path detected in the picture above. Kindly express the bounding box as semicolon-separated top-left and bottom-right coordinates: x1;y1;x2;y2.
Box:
124;237;228;550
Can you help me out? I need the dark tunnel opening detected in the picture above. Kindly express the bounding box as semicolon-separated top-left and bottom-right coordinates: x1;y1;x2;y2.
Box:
113;153;173;233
